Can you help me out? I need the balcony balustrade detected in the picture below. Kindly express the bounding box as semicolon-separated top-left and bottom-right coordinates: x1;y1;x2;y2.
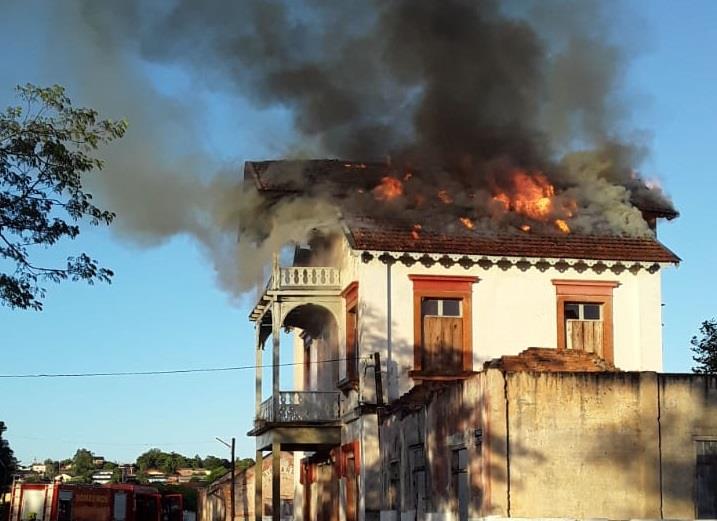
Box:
273;266;341;290
257;391;341;424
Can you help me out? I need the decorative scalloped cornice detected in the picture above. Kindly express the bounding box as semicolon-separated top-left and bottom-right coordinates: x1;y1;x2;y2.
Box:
359;250;662;274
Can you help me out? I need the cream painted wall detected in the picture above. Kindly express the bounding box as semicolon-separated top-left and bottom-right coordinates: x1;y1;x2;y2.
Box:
355;256;668;399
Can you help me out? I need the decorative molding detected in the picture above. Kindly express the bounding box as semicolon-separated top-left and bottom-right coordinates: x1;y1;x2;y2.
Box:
360;249;665;275
552;279;620;297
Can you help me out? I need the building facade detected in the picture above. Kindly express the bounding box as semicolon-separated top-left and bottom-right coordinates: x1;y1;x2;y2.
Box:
198;453;294;521
242;160;705;521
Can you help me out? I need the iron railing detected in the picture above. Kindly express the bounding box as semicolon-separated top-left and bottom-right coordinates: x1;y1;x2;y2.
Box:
257;391;341;423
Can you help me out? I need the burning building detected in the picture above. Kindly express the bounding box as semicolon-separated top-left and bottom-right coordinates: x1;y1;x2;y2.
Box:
241;158;717;521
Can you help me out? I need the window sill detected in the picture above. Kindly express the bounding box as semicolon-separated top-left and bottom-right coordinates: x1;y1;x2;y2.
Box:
409;370;477;381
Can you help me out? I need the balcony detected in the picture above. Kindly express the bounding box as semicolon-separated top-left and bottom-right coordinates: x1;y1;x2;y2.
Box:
251;391;342;451
250;264;342;322
257;391;341;424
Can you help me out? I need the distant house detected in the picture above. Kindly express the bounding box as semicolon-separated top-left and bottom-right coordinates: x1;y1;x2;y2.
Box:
145;469;168;484
92;456;106;467
117;463;137;482
30;463;47;474
53;473;73;482
175;468;211;484
91;469;114;485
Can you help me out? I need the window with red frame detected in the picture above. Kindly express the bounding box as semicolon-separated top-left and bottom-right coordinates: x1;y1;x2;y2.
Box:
409;275;477;378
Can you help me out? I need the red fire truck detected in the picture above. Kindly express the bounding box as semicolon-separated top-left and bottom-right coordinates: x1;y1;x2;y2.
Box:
8;482;183;521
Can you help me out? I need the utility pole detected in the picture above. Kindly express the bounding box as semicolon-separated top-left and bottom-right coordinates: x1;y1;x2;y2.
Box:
216;437;236;521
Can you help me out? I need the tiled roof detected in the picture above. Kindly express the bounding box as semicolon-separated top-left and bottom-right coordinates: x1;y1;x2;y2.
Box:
245;159;389;193
347;222;680;263
244;160;680;263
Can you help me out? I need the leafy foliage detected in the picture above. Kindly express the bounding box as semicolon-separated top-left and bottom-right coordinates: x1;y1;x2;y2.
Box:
0;422;17;494
0;84;126;310
71;448;96;483
136;448;230;476
692;318;717;374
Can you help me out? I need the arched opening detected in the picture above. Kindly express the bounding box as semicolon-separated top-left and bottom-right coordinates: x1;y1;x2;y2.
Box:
283;303;339;392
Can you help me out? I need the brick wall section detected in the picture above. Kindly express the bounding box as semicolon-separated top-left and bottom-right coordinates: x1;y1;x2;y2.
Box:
483;347;617;372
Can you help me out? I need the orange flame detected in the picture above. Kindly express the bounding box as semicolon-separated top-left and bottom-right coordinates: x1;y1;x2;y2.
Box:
492;169;574;233
492;171;555;220
459;217;475;230
554;219;570;233
493;192;511;210
373;176;403;201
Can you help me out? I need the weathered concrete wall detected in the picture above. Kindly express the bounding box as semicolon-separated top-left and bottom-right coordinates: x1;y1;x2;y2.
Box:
659;373;717;519
379;370;717;521
505;371;661;519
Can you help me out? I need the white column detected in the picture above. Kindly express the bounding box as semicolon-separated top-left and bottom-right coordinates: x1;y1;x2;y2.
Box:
255;324;262;419
272;301;281;421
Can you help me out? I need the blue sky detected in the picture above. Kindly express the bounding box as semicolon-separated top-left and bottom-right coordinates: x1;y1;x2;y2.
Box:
1;0;716;464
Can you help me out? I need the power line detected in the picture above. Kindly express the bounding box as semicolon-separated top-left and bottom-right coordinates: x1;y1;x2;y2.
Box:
11;435;220;447
0;356;371;379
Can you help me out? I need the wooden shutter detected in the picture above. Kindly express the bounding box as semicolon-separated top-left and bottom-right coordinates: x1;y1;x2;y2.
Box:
423;316;463;374
566;320;604;357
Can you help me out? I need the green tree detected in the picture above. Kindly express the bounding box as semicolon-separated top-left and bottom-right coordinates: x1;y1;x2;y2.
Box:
71;448;95;483
202;455;229;470
692;318;717;374
191;455;202;469
206;467;229;483
0;422;17;495
137;448;163;472
236;458;254;472
110;467;123;484
0;84;126;310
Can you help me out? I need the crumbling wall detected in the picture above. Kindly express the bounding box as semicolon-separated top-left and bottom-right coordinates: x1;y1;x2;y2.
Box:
378;370;717;521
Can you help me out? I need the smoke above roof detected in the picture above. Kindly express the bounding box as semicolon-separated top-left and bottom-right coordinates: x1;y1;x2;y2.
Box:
22;0;676;295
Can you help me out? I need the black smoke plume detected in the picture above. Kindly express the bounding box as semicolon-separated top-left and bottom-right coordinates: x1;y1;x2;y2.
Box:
10;0;675;294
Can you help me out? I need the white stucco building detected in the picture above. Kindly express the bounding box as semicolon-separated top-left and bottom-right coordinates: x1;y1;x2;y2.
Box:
244;160;680;521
